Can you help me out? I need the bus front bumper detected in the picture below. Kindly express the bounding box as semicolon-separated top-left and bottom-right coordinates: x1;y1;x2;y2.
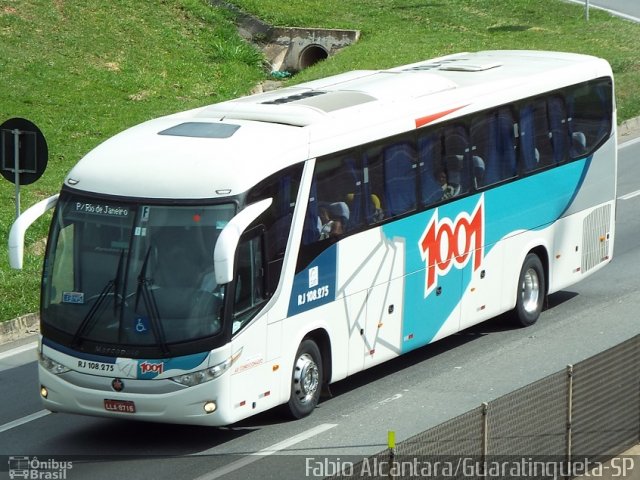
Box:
38;366;237;426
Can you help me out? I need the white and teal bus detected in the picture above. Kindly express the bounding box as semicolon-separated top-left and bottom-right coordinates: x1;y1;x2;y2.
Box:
10;50;615;425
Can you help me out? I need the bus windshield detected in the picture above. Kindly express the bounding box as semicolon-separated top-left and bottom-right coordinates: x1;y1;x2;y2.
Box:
41;191;235;357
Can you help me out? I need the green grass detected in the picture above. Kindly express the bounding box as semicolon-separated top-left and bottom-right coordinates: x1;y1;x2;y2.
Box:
234;0;640;121
0;0;265;321
1;0;639;322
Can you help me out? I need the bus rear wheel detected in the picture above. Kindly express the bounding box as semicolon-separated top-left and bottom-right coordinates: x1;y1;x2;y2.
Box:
513;253;545;327
286;339;322;419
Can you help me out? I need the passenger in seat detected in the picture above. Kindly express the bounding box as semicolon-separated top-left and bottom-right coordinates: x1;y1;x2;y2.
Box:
319;202;350;239
318;203;332;240
438;170;457;200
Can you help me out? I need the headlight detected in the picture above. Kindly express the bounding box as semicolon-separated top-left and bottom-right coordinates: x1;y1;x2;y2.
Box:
170;349;242;387
39;352;71;374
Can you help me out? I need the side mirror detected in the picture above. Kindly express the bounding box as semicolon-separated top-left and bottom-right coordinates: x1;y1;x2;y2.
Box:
214;198;272;285
9;194;59;269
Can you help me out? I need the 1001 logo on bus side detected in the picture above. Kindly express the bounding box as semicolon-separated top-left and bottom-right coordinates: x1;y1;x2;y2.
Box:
419;195;485;298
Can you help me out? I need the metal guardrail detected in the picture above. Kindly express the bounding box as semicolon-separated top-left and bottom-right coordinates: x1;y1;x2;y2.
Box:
329;334;639;479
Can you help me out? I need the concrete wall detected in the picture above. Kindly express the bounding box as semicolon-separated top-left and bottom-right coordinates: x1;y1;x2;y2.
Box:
210;1;359;73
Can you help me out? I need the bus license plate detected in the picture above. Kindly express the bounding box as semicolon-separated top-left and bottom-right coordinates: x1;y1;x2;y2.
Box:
104;399;136;413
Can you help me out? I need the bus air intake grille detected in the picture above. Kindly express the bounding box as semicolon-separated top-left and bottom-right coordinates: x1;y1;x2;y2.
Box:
581;204;611;273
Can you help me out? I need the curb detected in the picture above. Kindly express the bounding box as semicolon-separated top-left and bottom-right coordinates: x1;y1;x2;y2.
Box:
618;116;640;142
0;313;39;346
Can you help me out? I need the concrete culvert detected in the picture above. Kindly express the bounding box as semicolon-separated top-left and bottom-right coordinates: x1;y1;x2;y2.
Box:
298;44;329;70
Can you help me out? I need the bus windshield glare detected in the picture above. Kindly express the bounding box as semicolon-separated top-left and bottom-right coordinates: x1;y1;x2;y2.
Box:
41;191;235;357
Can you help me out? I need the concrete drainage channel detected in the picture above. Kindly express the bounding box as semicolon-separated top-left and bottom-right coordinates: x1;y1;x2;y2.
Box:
210;1;360;74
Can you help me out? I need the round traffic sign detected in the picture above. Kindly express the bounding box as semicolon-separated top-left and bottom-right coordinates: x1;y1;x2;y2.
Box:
0;117;48;185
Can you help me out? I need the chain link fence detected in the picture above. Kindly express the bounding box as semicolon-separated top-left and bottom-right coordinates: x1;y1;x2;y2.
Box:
329;334;639;479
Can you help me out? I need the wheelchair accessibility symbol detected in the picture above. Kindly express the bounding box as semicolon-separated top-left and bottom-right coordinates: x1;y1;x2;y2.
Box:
134;316;149;334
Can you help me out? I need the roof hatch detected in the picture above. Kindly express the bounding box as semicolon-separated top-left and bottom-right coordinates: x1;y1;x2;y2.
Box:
158;122;240;138
438;60;502;72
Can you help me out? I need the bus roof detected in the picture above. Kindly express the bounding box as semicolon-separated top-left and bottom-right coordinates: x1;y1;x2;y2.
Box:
66;50;613;200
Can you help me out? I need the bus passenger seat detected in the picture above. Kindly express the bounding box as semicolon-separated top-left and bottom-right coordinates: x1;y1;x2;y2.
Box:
370;194;384;222
472;155;485;188
572;131;587;155
445;154;464;190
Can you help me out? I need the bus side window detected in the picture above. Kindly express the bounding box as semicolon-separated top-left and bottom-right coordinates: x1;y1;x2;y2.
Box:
418;131;444;207
548;95;570;164
246;164;303;295
365;139;416;221
311;154;363;241
232;232;266;334
566;79;612;158
519;99;554;173
383;141;417;218
443;124;471;196
471;108;516;187
363;144;385;223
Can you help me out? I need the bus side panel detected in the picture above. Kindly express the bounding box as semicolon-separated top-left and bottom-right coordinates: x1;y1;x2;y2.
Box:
282;287;367;385
548;137;616;292
285;153;610;384
381;157;596;345
228;315;285;418
548;211;588;294
561;137;617;218
336;229;406;373
459;239;505;331
363;238;406;369
549;201;614;294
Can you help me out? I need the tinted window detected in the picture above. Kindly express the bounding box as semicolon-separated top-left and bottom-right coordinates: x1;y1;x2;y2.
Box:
247;164;303;293
471;108;517;187
567;79;612;158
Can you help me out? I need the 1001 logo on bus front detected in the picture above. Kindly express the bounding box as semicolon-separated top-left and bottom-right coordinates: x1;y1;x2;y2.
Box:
419;195;484;298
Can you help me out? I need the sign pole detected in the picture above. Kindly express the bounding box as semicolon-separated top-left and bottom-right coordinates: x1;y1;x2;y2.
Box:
12;128;21;219
585;0;590;21
1;118;49;218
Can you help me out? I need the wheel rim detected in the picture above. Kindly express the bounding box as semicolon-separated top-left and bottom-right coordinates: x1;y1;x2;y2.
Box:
293;353;319;405
521;267;540;314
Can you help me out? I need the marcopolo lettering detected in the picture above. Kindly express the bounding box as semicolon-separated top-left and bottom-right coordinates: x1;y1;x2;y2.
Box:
419;195;484;298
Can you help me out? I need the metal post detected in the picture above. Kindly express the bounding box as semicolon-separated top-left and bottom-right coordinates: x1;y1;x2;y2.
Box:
481;402;489;478
388;430;396;479
566;364;574;479
585;0;590;21
12;128;21;219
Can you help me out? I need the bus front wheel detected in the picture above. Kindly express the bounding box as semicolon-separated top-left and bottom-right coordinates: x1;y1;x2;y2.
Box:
286;339;322;419
513;253;545;327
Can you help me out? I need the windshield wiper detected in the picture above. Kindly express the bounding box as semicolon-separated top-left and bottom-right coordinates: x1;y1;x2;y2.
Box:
135;246;170;356
72;249;125;348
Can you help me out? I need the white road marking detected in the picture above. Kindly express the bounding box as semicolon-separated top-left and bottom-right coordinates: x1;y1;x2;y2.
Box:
620;136;640;150
193;423;338;480
0;410;51;434
377;393;403;406
619;190;640;200
0;341;38;362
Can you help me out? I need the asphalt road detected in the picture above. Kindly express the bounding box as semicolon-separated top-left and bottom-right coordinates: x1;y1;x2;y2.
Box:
565;0;640;20
0;129;638;480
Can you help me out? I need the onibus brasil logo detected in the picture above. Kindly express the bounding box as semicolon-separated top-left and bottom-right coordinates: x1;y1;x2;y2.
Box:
419;194;484;298
8;456;72;479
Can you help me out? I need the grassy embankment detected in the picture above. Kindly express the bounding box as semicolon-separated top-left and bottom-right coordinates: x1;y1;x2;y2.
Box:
1;0;639;322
